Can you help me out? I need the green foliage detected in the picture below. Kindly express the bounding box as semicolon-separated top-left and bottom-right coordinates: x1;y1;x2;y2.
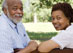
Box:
22;0;73;22
0;0;3;4
22;12;33;22
0;0;73;22
37;8;50;22
0;0;3;13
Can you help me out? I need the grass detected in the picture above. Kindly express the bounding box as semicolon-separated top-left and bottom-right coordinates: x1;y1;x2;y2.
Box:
23;22;58;41
27;31;57;41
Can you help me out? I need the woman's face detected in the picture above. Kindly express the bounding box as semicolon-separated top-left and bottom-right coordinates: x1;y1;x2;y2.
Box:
51;10;70;30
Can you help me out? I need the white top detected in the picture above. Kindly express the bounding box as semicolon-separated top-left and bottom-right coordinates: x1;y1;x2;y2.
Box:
0;13;30;53
51;24;73;49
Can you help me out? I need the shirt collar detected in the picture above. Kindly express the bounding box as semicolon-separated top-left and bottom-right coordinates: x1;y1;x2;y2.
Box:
1;13;21;29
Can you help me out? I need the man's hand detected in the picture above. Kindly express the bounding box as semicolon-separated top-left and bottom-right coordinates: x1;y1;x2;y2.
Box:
28;40;38;52
15;40;38;53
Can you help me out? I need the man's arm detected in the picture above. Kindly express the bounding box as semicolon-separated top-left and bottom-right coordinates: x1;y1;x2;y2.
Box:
15;40;38;53
38;40;60;53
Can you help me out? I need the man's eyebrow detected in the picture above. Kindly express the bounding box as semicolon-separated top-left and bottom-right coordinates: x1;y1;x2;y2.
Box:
12;6;23;8
13;6;17;7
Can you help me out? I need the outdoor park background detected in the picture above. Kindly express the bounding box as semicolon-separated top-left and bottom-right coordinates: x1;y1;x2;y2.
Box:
0;0;73;42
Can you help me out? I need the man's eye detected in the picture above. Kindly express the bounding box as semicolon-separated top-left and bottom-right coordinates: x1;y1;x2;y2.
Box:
12;8;17;10
20;8;23;11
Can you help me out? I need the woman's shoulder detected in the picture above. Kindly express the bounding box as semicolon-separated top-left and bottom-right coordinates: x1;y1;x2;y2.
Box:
66;24;73;31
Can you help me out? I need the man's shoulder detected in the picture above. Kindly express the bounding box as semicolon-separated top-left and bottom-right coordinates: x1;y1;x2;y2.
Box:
0;16;9;30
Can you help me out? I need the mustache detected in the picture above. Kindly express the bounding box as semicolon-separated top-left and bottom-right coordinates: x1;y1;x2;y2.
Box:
14;14;23;17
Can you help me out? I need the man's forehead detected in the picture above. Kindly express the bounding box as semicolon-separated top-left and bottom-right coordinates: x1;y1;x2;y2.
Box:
6;0;22;6
6;0;22;2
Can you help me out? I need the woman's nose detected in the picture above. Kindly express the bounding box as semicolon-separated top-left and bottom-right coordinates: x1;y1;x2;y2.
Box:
52;19;58;24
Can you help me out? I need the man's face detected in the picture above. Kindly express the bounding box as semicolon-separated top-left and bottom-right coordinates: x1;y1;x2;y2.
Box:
51;10;70;30
6;0;23;24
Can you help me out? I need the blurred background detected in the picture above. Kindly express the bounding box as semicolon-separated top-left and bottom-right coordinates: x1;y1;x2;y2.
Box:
0;0;73;42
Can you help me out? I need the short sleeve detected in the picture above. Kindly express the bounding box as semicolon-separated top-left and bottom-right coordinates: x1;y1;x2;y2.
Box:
24;31;31;44
21;23;31;46
0;30;14;53
51;30;73;49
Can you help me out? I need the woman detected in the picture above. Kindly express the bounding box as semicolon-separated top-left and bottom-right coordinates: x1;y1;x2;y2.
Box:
38;3;73;53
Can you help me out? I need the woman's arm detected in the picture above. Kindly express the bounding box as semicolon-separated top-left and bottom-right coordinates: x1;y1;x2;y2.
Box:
38;40;60;53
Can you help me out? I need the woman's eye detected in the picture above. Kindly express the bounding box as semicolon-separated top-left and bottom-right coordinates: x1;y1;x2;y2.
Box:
52;17;55;20
57;17;61;20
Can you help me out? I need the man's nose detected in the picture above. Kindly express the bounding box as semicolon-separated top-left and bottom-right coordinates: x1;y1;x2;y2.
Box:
17;9;23;13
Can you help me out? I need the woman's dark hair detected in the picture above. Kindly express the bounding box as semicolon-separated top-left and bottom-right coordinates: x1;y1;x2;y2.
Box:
51;3;73;23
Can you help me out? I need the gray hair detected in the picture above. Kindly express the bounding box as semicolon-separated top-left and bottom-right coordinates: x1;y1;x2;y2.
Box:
2;0;8;10
2;0;22;10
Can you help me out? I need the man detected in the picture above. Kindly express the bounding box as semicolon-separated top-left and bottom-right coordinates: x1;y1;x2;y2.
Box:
0;0;38;53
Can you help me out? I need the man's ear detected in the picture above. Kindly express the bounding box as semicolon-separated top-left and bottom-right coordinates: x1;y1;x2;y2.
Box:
3;8;7;15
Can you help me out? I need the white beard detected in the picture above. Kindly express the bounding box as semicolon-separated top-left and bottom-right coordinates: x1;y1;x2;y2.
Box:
7;10;22;24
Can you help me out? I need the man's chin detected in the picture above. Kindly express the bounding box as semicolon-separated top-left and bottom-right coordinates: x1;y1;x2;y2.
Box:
12;19;21;24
